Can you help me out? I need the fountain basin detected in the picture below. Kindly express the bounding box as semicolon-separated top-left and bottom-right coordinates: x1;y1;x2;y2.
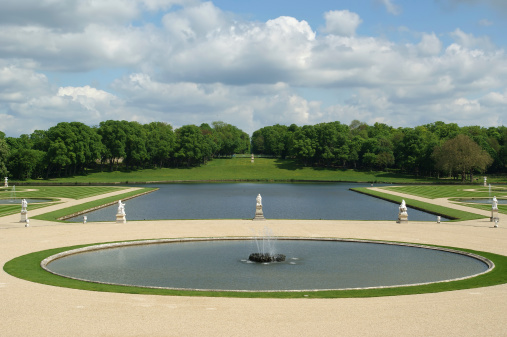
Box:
42;238;492;292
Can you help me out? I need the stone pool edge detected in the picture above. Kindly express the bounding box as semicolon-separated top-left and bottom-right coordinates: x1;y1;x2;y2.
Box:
40;237;495;293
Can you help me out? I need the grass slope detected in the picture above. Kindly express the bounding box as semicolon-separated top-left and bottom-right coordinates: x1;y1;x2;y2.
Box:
16;158;441;184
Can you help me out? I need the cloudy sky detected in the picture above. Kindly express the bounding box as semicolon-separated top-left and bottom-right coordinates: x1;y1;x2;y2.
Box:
1;0;507;137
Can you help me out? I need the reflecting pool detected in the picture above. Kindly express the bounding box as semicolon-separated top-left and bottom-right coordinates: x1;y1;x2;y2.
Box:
67;183;447;221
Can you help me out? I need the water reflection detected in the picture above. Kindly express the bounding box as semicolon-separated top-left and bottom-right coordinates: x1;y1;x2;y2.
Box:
68;183;447;222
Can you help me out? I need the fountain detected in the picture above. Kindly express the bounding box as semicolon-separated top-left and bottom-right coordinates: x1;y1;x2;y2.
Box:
9;185;16;202
248;227;286;263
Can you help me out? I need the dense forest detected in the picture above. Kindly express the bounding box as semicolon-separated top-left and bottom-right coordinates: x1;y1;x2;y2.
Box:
0;119;505;181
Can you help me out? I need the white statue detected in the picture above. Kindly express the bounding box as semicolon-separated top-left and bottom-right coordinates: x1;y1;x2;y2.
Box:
21;198;27;211
492;196;498;210
399;199;407;214
256;194;262;206
117;200;125;215
4;177;7;188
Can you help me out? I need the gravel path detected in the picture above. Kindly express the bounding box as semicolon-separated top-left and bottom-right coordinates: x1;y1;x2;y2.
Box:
1;187;506;336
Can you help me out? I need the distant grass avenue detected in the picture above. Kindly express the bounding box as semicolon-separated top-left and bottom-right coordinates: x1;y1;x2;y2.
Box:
10;157;497;185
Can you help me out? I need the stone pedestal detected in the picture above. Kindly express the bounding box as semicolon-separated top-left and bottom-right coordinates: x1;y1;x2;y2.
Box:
397;212;408;224
116;213;126;224
20;210;28;223
491;209;499;222
253;205;265;221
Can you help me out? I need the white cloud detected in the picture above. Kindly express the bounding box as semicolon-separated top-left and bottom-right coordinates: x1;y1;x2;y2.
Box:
1;1;507;137
0;0;139;31
417;33;442;56
450;28;495;50
379;0;402;15
322;10;362;36
478;19;493;26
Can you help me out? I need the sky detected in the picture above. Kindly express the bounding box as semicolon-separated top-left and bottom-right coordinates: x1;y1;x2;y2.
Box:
1;0;507;137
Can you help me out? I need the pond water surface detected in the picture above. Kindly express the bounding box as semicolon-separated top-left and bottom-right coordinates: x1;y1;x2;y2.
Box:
45;239;488;291
68;183;447;221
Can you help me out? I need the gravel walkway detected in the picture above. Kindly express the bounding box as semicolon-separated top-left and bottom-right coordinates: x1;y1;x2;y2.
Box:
1;187;506;336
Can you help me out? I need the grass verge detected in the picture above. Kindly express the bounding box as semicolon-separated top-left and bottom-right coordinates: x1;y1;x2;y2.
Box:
32;187;157;222
3;240;506;298
351;187;485;221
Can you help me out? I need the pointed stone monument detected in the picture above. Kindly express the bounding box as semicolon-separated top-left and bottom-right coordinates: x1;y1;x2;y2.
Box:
397;199;408;223
116;200;126;223
253;194;265;221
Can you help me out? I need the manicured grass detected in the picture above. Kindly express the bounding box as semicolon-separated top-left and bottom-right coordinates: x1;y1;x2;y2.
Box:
0;185;130;199
0;186;155;221
383;185;507;199
15;158;443;184
32;187;156;222
450;200;507;215
0;186;133;219
4;240;506;298
352;187;485;221
0;202;60;218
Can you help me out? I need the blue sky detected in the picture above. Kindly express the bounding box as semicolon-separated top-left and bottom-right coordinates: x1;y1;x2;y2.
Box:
1;0;506;137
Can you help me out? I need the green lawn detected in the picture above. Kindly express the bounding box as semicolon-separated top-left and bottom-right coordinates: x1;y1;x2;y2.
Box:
382;185;507;199
0;186;155;220
352;187;486;221
0;185;130;199
13;158;444;184
4;241;506;298
33;187;156;221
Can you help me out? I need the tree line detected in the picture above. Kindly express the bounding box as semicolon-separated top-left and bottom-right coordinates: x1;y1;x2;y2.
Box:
0;119;505;181
251;120;505;181
0;120;249;179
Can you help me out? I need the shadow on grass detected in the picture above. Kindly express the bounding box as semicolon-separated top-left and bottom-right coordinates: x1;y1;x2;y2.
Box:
273;159;305;171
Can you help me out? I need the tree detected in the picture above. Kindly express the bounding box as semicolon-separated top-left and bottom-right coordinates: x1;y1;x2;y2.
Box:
121;121;148;169
432;134;493;182
144;122;175;167
0;136;9;177
174;125;210;167
98;120;127;171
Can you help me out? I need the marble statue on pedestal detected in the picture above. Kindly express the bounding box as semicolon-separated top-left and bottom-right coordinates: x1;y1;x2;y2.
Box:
397;199;408;223
491;196;499;223
116;200;126;223
4;177;7;188
20;198;28;223
253;194;265;221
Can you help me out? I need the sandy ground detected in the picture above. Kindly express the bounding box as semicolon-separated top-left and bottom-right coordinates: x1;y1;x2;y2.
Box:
1;187;506;337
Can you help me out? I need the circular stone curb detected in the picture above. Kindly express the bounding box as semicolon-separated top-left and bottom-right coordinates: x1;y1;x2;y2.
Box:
40;237;495;292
